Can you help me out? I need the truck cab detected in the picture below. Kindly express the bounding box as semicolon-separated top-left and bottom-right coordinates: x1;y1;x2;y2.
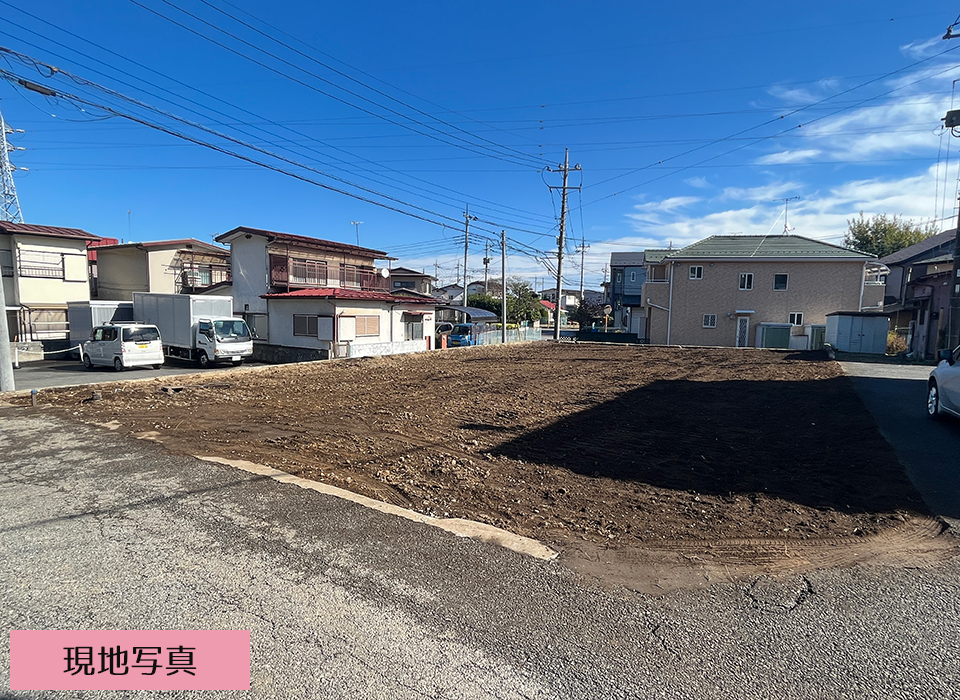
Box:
196;317;253;367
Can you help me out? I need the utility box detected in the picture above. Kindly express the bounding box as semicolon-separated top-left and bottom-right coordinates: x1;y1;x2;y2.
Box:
825;311;890;354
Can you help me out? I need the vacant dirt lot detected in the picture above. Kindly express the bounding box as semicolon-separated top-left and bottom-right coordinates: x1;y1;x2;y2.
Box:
12;343;954;591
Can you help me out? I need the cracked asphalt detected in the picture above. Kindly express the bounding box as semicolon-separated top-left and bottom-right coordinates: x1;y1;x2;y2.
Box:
1;406;959;699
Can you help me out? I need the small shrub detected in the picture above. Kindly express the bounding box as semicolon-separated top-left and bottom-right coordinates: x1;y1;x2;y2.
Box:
887;331;907;355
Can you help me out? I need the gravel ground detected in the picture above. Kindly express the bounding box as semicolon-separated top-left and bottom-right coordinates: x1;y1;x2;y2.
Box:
2;408;959;699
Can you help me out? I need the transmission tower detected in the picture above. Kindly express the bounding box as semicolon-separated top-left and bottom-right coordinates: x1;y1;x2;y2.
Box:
0;109;24;223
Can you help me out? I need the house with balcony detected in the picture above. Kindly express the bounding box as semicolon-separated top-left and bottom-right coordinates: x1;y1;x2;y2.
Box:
640;235;884;349
216;226;436;361
1;222;100;342
94;239;231;300
878;229;955;350
388;266;436;295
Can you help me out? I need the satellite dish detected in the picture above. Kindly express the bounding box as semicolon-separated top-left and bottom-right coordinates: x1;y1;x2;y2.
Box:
379;268;390;278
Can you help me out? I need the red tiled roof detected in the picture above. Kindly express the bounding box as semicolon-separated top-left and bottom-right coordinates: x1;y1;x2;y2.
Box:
0;222;100;241
262;288;437;304
217;226;387;258
540;299;556;310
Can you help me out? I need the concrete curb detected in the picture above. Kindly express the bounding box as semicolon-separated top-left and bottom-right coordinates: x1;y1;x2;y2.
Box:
195;454;559;562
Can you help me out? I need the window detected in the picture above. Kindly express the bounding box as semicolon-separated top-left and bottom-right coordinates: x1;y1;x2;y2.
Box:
293;315;318;337
649;265;668;282
616;272;622;283
789;312;803;326
690;266;703;280
0;249;12;277
702;314;717;328
774;273;788;291
739;273;754;290
122;327;160;342
356;315;380;337
630;271;636;282
393;280;415;289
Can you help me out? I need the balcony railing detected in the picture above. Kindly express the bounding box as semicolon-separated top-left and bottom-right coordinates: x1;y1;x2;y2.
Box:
269;254;387;291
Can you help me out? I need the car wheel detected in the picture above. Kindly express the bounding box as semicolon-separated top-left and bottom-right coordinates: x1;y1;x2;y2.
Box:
198;352;210;368
927;382;941;419
82;354;93;369
114;357;124;372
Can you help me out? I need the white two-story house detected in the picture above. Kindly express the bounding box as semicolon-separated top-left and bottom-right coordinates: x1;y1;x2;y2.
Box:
215;226;436;361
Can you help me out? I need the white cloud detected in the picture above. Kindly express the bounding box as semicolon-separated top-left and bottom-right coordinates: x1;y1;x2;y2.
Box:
684;176;711;189
755;149;822;164
631;196;700;212
900;36;944;60
720;181;803;202
614;168;943;252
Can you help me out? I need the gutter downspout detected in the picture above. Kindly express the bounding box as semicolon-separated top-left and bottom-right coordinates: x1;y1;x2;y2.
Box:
666;261;675;345
858;260;868;311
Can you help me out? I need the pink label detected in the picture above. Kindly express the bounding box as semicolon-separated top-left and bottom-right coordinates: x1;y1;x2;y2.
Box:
10;630;250;691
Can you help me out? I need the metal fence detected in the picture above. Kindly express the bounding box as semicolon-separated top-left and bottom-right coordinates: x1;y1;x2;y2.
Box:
474;323;540;346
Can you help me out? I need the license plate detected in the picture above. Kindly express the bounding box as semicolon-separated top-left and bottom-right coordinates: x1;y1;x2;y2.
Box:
230;356;240;361
138;344;148;349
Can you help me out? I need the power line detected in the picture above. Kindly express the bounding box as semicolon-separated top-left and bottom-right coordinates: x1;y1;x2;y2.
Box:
194;0;549;167
128;0;546;170
0;3;557;228
580;43;960;208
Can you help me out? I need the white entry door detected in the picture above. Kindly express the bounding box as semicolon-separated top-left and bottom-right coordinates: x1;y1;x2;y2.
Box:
736;317;750;347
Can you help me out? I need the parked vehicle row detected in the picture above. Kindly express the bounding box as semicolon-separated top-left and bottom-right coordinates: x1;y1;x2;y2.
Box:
79;293;253;371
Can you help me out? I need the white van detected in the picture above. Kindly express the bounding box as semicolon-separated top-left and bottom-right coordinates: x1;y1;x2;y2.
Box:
81;323;164;371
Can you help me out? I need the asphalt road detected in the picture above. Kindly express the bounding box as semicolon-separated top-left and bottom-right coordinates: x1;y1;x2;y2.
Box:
840;361;960;522
1;401;959;698
7;358;269;393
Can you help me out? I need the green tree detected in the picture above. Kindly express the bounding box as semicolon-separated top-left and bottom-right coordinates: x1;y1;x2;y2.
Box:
569;300;605;328
843;213;938;258
466;293;501;316
506;279;542;323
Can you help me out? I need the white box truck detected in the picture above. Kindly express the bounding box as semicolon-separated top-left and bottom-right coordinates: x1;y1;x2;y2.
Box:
132;293;253;367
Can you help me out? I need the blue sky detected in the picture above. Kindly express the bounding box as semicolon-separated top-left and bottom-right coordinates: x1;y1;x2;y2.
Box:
0;1;958;291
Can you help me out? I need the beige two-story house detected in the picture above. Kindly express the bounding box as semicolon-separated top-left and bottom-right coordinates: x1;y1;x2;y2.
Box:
641;235;885;349
1;222;100;341
95;239;231;300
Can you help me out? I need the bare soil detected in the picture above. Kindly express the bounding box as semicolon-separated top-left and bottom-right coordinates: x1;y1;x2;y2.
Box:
15;343;955;592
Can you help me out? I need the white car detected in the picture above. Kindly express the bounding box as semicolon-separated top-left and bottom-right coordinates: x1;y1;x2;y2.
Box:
927;346;960;419
82;323;164;371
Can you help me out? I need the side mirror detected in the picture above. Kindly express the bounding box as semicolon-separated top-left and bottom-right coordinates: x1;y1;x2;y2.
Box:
940;349;954;364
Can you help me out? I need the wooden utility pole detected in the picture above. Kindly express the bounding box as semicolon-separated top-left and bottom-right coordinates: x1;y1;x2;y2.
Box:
546;149;581;340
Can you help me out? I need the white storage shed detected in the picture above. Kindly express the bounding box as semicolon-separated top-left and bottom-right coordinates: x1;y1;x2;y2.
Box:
825;311;890;355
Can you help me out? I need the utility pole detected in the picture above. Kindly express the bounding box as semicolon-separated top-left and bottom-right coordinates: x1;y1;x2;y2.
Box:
483;241;491;294
576;233;590;308
462;207;477;307
500;230;507;344
545;149;581;340
351;221;363;246
941;107;960;350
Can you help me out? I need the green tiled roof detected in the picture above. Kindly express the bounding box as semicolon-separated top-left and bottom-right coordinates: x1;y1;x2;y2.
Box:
664;235;873;260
